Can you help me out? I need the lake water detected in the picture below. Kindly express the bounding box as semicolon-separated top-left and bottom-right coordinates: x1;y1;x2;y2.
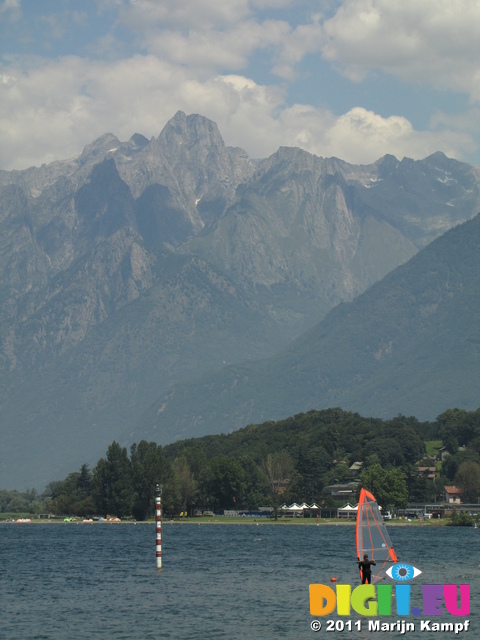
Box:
1;522;478;639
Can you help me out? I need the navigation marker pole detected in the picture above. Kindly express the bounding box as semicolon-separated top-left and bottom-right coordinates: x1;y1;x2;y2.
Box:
155;483;163;569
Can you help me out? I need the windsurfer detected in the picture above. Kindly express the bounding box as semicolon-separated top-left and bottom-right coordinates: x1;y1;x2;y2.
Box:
358;554;376;584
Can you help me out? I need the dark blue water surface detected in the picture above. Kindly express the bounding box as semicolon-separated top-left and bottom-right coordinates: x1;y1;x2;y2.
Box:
1;522;478;639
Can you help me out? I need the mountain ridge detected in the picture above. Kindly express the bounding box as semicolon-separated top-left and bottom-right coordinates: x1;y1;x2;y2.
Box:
1;111;480;489
134;213;480;445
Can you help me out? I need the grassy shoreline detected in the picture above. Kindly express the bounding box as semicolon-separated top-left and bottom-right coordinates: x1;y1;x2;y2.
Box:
0;516;448;526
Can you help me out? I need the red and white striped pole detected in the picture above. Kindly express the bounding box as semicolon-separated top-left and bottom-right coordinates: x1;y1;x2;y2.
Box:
155;483;162;569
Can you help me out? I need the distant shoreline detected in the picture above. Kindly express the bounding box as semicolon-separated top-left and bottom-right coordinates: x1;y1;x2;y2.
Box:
0;517;447;526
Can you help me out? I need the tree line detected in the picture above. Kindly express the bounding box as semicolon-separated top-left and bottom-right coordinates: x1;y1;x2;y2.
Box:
2;407;480;519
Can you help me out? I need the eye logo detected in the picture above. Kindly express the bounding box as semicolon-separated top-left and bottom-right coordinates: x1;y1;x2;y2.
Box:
386;563;422;582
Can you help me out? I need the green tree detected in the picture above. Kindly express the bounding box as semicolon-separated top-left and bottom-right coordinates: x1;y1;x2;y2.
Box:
359;464;408;512
181;447;208;481
171;456;198;516
130;441;168;520
261;452;296;520
1;491;30;513
294;445;331;502
238;455;266;509
404;464;428;502
444;434;459;455
364;454;381;469
77;464;92;495
205;456;246;511
368;437;405;467
468;436;480;455
383;416;425;465
447;509;474;527
442;449;480;480
454;460;480;503
46;465;94;516
437;408;469;434
92;441;134;518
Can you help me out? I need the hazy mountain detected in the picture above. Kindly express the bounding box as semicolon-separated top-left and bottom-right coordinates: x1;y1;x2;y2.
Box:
180;147;480;323
134;213;480;444
1;111;480;489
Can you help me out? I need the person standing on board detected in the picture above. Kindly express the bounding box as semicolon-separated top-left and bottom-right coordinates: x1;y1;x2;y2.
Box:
358;554;376;584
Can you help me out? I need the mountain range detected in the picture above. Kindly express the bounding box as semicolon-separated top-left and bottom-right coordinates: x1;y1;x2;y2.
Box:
136;212;480;446
1;111;479;490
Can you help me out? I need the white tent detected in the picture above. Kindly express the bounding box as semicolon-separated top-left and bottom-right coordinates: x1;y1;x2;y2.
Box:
280;502;321;517
279;503;304;517
337;503;358;518
288;503;304;512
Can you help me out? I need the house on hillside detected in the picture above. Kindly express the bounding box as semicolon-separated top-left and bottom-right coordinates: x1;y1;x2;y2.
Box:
417;466;436;480
322;482;358;500
444;486;462;504
438;446;449;461
349;461;363;474
438;446;467;461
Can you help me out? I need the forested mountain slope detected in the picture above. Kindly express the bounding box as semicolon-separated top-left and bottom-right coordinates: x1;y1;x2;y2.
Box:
135;214;480;444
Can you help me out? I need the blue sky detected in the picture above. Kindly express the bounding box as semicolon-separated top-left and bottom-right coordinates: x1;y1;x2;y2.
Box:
1;0;480;170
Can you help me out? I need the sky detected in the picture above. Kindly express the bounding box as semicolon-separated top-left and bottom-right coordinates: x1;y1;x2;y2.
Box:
2;0;480;171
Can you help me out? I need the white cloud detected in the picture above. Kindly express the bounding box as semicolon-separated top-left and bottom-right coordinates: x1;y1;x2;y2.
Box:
1;72;16;87
144;19;290;72
225;102;474;164
1;1;479;170
121;1;324;79
0;56;279;168
321;0;480;97
0;53;473;170
119;0;252;31
0;0;21;18
319;107;474;164
272;13;324;79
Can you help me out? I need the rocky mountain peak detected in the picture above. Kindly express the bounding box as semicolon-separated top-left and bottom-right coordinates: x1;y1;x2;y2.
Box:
374;154;400;176
149;111;255;225
80;133;122;160
157;111;226;155
129;133;150;148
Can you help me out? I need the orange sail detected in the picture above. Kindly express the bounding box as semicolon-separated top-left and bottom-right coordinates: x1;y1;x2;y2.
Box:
356;488;397;583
